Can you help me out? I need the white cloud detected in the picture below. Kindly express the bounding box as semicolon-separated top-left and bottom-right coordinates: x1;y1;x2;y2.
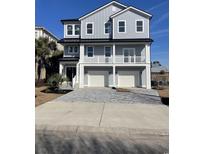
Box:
152;13;169;26
151;29;169;35
146;1;168;12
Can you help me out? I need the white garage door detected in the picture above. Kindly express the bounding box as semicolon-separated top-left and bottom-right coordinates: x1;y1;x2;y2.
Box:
118;71;136;87
88;71;108;87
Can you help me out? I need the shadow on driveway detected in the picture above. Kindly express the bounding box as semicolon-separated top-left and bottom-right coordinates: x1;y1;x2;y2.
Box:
36;130;169;154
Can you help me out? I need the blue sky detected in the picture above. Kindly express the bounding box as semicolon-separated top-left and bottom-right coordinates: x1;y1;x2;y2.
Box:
36;0;169;67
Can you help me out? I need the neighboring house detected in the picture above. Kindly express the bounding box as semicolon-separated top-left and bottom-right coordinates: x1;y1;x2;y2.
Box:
35;26;63;51
58;0;153;89
151;61;169;82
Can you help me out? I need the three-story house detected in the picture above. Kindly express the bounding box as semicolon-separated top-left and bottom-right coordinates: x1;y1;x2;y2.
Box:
58;0;152;89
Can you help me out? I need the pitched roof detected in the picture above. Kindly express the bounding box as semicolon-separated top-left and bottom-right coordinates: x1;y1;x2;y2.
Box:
151;65;169;73
110;6;152;19
79;1;127;20
35;26;59;40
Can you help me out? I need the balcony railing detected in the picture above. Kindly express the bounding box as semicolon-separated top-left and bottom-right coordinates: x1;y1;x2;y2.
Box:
83;56;146;64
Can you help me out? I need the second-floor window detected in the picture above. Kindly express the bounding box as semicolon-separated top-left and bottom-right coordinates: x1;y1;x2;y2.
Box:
75;25;80;35
136;20;144;32
67;25;73;35
65;46;78;56
104;22;111;34
118;21;126;33
105;47;112;57
86;23;93;35
87;46;94;57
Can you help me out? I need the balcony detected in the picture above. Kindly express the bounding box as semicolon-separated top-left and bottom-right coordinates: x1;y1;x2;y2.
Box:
83;56;146;64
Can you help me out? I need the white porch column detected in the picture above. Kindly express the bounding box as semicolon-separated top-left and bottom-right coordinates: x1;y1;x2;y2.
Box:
113;43;116;63
59;62;63;75
80;44;84;63
79;64;84;88
113;65;116;87
145;44;151;63
76;63;79;83
146;65;151;89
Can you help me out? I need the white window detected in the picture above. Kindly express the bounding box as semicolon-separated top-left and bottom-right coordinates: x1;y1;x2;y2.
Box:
75;25;80;35
67;25;73;35
118;21;126;33
104;47;112;57
86;23;93;34
87;46;94;57
136;20;144;32
104;22;111;34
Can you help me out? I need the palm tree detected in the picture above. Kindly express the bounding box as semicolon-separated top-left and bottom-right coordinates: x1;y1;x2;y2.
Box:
35;37;63;82
35;37;51;81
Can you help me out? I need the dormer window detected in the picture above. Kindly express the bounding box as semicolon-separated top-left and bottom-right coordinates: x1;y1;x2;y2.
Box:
86;23;93;35
66;24;80;36
105;22;111;34
67;25;73;35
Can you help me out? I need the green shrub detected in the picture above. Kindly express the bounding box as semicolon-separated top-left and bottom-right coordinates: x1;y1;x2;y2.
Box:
47;74;63;89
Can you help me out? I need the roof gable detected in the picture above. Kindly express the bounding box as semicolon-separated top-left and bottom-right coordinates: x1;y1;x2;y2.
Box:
110;6;152;19
79;1;127;20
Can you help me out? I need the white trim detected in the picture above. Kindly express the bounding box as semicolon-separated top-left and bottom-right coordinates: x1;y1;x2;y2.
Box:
66;24;73;36
104;22;111;35
79;1;127;20
65;24;80;37
113;19;115;39
117;20;126;33
135;19;144;33
86;46;94;58
86;22;94;35
110;6;152;19
88;71;108;87
104;46;112;58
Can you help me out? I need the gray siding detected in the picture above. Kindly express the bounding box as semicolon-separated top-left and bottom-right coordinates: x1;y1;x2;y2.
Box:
113;10;149;39
81;4;123;39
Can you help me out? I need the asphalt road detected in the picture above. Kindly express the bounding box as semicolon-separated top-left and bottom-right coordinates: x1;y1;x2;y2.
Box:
36;129;169;154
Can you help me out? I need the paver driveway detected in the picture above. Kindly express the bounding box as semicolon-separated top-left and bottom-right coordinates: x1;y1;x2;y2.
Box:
51;88;162;104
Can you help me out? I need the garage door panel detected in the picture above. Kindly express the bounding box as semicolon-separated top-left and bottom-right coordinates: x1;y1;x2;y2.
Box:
118;71;137;87
88;71;108;87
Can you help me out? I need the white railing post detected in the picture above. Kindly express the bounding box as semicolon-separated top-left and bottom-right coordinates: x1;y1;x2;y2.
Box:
59;62;63;75
113;44;116;64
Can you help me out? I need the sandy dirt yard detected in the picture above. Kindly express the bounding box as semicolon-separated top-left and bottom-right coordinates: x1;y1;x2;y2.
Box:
158;88;169;98
35;86;64;107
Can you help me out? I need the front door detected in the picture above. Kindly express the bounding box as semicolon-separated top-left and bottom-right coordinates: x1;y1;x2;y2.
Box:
123;48;135;63
66;67;76;82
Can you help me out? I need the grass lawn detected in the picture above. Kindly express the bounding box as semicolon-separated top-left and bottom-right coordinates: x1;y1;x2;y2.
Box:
35;86;64;107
